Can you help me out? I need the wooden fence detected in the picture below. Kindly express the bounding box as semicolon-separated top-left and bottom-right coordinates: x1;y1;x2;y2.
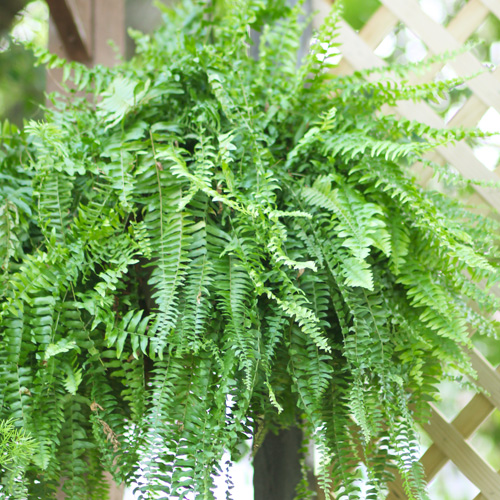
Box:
315;0;500;498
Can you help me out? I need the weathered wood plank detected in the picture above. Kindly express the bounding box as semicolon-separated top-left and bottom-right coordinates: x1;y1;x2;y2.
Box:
46;0;90;62
47;0;92;94
93;0;125;66
424;406;500;500
468;349;500;411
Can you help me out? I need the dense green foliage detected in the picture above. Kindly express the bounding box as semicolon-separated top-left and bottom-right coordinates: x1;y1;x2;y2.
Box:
1;1;499;498
0;418;34;497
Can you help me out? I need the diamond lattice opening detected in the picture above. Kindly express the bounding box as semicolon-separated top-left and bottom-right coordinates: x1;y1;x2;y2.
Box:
472;107;500;172
427;460;480;500
342;0;382;30
433;380;476;421
469;409;500;471
419;0;468;26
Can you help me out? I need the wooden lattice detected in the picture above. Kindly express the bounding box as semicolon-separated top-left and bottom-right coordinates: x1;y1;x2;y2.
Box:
314;0;500;498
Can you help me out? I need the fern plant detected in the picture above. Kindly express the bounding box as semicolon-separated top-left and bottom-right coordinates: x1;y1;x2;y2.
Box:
0;1;499;499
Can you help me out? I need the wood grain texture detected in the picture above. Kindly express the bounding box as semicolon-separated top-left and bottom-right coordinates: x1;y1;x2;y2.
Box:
47;0;92;94
93;0;125;66
46;0;90;62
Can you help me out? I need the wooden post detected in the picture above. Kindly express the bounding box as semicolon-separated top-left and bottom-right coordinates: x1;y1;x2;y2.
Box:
93;0;125;65
46;0;125;94
46;0;91;62
253;427;304;500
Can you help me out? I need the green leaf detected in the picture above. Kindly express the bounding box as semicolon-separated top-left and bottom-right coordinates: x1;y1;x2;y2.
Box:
45;339;79;360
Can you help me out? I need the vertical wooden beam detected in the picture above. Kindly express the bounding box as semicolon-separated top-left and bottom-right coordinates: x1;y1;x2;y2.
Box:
253;427;304;500
93;0;125;66
47;0;90;93
47;0;125;94
45;0;91;62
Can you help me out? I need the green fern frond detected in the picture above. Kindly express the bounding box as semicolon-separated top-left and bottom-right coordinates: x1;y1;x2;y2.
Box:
1;2;499;498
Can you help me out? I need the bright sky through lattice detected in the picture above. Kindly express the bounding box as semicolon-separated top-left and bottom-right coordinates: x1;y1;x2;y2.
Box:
474;107;500;171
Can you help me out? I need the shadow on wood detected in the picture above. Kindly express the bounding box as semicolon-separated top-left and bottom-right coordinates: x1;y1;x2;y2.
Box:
253;427;303;500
